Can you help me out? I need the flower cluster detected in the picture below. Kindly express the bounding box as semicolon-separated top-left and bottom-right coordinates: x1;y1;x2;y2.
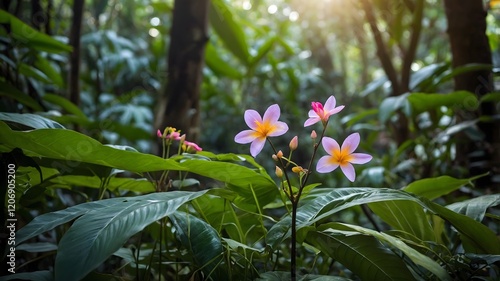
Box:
234;95;372;182
157;127;202;153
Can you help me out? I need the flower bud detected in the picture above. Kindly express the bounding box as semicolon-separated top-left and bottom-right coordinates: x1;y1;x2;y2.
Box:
157;129;163;138
277;150;283;158
272;154;278;161
289;136;298;151
275;166;283;178
310;130;317;139
292;166;303;174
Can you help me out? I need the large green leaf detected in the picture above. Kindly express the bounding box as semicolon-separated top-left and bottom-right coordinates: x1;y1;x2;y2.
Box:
446;194;500;221
0;81;43;111
378;93;411;123
266;188;500;255
44;175;155;193
209;0;250;65
403;175;477;200
407;91;478;115
169;211;224;278
43;94;88;119
307;227;417;281
0;10;71;53
180;158;278;211
368;200;436;242
205;42;243;79
0;122;186;173
323;223;451;280
54;191;206;281
17;199;125;244
0;113;64;129
249;36;276;67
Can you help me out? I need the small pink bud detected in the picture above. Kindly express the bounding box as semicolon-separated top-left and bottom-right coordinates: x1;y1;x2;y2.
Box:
289;136;298;151
277;150;283;158
157;129;163;138
311;130;317;139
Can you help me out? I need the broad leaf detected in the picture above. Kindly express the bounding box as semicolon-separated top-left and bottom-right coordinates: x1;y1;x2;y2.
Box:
0;113;64;129
17;199;125;244
403;175;477;200
325;223;451;280
407;91;478;115
379;93;410;123
446;194;500;221
266;188;500;255
169;212;223;278
308;227;416;281
54;191;206;281
209;0;250;65
368;200;436;242
43;94;87;119
0;81;43;111
205;42;243;79
0;122;186;173
0;10;71;53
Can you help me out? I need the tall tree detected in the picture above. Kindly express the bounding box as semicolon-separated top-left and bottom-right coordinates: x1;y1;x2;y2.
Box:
68;0;84;113
360;0;424;145
155;0;210;143
444;0;500;188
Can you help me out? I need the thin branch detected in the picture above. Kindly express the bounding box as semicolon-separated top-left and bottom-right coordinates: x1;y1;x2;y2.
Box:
360;0;401;95
401;0;424;92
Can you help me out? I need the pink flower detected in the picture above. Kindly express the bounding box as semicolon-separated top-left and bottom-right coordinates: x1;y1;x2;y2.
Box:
184;140;202;152
157;129;163;138
234;104;289;157
167;131;181;140
316;133;372;182
304;96;344;127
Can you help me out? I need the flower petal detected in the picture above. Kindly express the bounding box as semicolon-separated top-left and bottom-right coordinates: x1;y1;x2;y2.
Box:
350;153;372;164
323;96;337;111
244;109;262;130
322;137;340;156
316;156;338;173
268;121;289;137
329;105;345;115
342;133;360;154
249;138;266;157
308;110;318;118
340;163;356;182
263;104;281;123
304;117;320;127
234;130;257;144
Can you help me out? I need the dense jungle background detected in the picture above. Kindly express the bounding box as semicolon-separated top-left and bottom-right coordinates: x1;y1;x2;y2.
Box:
1;0;500;280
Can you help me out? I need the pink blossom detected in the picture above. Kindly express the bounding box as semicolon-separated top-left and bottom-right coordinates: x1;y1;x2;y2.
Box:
184;141;202;152
304;96;344;127
234;104;289;157
316;133;372;182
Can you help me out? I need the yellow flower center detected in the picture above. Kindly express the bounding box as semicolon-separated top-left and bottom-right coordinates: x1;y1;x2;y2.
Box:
330;147;353;166
252;120;277;139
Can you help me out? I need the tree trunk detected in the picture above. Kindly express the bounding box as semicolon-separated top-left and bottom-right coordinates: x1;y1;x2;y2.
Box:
444;0;500;189
155;0;210;143
68;0;84;118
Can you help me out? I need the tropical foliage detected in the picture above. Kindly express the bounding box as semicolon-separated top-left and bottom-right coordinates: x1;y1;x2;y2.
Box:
1;0;500;280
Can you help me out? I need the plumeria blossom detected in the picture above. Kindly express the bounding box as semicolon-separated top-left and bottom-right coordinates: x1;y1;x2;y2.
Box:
304;96;344;127
316;133;372;182
234;104;289;157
